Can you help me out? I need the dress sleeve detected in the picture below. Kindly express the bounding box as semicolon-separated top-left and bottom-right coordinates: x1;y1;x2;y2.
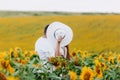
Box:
36;49;50;60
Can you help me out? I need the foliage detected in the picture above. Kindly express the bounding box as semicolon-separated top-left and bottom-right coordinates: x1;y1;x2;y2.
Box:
0;47;120;80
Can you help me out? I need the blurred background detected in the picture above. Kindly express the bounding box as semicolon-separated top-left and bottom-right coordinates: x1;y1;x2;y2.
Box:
0;0;120;52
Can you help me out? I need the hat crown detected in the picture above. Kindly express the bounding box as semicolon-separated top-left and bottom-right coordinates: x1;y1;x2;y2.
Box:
54;29;66;40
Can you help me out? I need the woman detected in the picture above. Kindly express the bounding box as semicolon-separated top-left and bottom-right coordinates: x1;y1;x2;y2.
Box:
56;35;70;59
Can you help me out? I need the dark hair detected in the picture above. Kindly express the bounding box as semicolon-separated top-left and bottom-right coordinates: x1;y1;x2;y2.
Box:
44;24;49;34
65;45;70;60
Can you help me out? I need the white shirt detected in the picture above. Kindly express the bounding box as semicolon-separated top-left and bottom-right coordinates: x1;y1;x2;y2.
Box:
35;37;67;60
35;37;55;60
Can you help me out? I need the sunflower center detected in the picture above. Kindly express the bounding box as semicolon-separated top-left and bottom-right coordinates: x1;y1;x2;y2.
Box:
84;72;91;80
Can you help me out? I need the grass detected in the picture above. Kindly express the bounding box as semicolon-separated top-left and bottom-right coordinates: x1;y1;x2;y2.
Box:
0;11;84;17
0;11;120;52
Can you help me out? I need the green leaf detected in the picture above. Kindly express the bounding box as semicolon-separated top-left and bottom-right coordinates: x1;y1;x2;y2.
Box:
48;73;61;80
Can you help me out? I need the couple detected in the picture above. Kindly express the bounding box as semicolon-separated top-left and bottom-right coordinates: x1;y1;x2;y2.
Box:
35;22;73;61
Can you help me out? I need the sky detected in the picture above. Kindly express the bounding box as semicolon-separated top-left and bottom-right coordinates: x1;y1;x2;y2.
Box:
0;0;120;13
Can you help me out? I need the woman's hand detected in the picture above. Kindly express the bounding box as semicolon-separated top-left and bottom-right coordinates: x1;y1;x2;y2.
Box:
57;36;63;43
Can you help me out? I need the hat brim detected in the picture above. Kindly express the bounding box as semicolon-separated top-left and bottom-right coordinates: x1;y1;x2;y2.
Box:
46;22;73;49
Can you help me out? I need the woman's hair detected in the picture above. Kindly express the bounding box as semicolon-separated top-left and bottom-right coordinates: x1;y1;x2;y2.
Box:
44;24;49;34
65;45;70;60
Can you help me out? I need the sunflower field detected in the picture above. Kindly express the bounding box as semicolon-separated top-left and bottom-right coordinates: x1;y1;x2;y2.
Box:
0;12;120;80
0;47;120;80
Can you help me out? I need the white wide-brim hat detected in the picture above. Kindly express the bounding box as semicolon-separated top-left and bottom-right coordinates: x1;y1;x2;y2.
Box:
46;21;73;49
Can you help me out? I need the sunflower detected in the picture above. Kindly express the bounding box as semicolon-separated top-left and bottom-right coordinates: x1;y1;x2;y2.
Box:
101;62;107;70
108;51;113;57
0;52;7;61
48;57;55;63
62;61;67;67
94;60;103;78
14;47;22;52
21;60;26;65
15;58;21;63
80;50;87;59
1;59;14;74
80;66;94;80
108;56;114;64
71;52;77;57
14;51;19;58
29;51;36;57
69;71;77;80
10;48;14;58
10;48;13;54
74;57;80;66
7;76;19;80
55;61;61;69
1;60;10;69
117;54;120;62
0;72;7;80
7;65;15;74
98;54;103;59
